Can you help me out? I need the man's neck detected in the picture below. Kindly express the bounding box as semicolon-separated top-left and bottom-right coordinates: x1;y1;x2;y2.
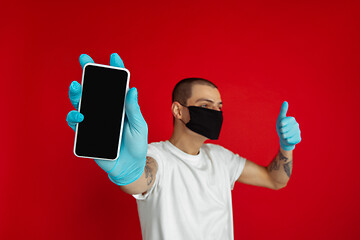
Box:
169;124;205;155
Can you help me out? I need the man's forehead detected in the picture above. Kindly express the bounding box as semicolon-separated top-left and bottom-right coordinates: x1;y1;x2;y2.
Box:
188;84;222;103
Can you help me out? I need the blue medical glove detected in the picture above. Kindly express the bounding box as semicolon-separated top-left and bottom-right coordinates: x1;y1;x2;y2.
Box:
276;101;301;151
66;53;148;185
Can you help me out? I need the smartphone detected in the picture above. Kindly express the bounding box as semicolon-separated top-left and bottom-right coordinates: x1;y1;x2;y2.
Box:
73;62;130;161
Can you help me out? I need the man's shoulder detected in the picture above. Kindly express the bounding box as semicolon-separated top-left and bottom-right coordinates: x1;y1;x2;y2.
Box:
202;143;237;156
148;140;166;148
147;141;168;155
202;143;227;151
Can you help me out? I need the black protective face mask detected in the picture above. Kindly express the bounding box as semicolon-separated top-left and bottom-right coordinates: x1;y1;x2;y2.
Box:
180;105;223;140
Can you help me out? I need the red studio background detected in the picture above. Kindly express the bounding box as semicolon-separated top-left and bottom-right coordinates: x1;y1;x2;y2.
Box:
1;0;359;239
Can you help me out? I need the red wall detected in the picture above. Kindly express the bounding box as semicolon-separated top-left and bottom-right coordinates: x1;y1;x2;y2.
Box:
1;0;359;239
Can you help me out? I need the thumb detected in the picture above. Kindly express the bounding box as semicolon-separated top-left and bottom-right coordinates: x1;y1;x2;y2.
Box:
125;87;146;129
278;101;289;119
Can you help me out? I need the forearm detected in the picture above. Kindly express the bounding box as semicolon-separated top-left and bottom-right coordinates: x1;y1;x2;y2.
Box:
267;147;293;189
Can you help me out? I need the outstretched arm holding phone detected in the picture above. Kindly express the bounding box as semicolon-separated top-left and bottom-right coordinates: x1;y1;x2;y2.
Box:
66;53;158;195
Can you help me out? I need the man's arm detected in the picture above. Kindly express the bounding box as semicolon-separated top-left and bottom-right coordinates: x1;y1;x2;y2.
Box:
237;147;292;190
237;101;300;190
119;156;158;195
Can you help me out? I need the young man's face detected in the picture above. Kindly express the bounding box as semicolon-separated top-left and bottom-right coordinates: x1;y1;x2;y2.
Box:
173;83;223;140
178;84;223;126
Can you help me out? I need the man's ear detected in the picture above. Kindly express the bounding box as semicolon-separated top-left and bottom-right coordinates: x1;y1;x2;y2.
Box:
171;101;183;120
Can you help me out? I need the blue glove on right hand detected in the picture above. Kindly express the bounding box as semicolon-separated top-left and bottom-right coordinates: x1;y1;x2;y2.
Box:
66;53;148;185
276;101;301;151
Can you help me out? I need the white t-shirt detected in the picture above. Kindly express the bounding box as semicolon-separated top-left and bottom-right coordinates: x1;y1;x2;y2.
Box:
132;140;247;240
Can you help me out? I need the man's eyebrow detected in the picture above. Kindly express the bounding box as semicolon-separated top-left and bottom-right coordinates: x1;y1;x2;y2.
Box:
195;98;223;105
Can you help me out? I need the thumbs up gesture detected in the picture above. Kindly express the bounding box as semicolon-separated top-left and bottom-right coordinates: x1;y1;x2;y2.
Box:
276;101;301;151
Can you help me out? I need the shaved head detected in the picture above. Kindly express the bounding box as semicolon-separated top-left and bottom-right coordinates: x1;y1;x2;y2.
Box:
172;78;218;105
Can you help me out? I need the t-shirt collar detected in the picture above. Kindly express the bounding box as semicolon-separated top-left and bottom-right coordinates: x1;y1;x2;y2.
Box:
165;140;203;162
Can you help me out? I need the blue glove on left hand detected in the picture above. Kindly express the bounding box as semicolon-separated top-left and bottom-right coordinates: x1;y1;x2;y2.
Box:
276;101;301;151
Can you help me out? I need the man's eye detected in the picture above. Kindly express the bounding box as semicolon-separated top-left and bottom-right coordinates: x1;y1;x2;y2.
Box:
201;104;208;108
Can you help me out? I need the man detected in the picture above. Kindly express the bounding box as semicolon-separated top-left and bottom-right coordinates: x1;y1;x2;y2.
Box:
66;53;301;240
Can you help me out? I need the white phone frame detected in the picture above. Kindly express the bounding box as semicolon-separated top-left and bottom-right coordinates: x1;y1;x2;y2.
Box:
73;62;130;161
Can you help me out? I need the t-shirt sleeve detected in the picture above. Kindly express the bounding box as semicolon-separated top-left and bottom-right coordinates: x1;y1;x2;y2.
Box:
217;145;247;190
132;143;163;201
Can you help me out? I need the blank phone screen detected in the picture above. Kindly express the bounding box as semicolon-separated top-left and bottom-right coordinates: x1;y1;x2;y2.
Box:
74;64;129;160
